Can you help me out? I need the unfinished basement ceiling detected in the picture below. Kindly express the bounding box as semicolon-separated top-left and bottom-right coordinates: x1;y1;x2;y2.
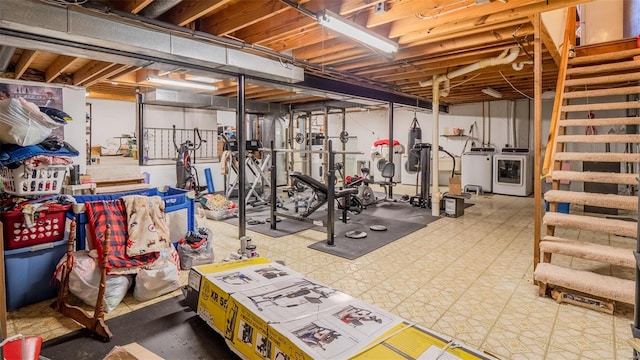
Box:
0;0;581;108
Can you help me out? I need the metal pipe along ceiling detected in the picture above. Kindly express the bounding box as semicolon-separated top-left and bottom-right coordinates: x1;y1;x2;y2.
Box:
139;0;183;19
0;46;15;72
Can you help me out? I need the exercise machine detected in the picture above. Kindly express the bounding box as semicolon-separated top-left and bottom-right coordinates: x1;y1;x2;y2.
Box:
268;140;363;245
409;143;456;208
173;125;205;194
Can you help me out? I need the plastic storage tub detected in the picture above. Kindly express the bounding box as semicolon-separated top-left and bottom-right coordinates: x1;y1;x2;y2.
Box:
69;186;195;249
202;208;236;221
4;239;67;310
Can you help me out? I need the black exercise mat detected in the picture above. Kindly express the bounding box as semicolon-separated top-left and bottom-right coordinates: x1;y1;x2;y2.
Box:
41;296;239;360
359;200;441;224
307;214;440;260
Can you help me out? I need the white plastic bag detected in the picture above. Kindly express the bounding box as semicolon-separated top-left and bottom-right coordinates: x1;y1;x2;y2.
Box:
133;257;180;302
0;98;61;146
56;250;132;313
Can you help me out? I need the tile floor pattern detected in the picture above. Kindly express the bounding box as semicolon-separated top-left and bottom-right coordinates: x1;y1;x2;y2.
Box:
5;187;639;359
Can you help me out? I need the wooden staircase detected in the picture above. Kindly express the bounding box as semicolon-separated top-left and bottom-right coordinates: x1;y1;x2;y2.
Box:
534;43;640;306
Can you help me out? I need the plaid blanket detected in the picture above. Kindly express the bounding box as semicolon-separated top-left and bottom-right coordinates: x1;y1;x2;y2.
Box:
86;199;159;274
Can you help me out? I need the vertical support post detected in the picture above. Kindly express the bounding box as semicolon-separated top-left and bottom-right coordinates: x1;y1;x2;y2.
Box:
237;74;247;239
388;102;394;199
327;140;336;246
306;112;312;176
323;107;329;181
270;141;277;230
0;222;6;353
533;12;543;280
432;76;441;216
136;93;144;166
634;149;640;358
342;108;346;185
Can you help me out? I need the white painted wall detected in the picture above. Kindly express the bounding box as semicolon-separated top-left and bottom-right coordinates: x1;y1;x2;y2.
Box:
542;8;568;51
81;97;561;192
88;98;136;153
582;0;624;44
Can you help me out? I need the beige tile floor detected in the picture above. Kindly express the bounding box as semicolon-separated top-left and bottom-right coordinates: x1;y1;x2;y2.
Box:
5;184;638;359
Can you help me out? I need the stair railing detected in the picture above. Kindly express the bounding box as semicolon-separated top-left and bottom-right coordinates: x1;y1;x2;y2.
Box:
542;6;576;178
535;6;576;274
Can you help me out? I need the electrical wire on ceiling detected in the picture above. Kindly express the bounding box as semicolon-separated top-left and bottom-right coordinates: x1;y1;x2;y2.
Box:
499;70;533;99
416;0;474;20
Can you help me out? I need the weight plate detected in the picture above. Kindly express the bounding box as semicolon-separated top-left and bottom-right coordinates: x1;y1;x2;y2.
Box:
339;130;349;143
345;230;367;239
369;225;387;231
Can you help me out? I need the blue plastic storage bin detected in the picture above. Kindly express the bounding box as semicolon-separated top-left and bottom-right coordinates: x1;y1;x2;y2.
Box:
68;186;195;249
4;238;67;310
545;201;570;214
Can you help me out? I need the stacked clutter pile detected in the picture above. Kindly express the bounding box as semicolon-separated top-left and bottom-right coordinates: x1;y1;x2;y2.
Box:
177;228;214;270
0;93;80;310
0;98;76;197
199;193;236;220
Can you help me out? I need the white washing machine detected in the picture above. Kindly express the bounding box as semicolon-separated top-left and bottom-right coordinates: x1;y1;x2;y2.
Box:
461;149;494;193
401;154;420;186
492;148;533;196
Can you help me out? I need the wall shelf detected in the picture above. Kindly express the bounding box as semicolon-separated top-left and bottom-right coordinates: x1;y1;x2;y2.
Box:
441;135;468;139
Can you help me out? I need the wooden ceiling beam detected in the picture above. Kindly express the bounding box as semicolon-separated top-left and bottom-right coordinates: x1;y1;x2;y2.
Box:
107;0;154;14
240;11;317;45
158;0;231;26
83;64;132;88
368;0;476;27
73;61;117;86
14;50;38;80
400;17;529;46
44;55;77;83
532;15;561;66
199;0;296;36
387;0;592;39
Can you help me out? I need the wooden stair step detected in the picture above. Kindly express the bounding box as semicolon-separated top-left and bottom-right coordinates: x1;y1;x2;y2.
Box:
563;86;640;99
566;60;640;76
564;72;640;87
558;117;640;127
555;152;640;163
552;170;635;185
93;183;152;194
561;101;640;112
557;134;640;144
543;212;636;238
534;263;634;304
540;235;635;268
544;189;637;211
569;47;640;65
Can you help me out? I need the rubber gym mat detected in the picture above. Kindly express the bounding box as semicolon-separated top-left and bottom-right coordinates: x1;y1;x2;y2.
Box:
307;214;440;260
40;296;239;360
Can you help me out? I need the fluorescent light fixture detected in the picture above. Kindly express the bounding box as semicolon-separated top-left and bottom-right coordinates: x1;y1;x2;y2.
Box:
481;87;502;99
146;76;218;91
185;75;219;83
317;9;398;55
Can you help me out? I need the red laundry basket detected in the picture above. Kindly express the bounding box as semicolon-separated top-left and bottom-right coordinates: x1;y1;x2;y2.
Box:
2;201;70;250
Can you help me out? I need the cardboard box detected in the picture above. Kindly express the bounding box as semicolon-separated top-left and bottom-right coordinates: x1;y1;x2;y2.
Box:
103;342;165;360
449;176;462;195
192;258;496;360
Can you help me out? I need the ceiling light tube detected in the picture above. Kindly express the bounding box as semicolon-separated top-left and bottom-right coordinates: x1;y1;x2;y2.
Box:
146;76;218;91
317;9;398;55
481;87;502;99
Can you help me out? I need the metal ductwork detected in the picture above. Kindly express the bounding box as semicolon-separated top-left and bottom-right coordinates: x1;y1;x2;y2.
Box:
139;0;183;19
0;46;15;73
0;0;303;83
142;88;289;114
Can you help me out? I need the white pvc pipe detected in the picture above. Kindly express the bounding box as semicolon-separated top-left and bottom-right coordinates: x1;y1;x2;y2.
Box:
419;47;521;88
432;74;441;216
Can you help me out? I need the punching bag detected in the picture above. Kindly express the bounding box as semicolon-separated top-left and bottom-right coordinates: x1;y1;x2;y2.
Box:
407;116;421;173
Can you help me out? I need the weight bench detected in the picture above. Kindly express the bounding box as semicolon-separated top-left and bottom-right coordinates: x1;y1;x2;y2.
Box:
289;173;358;220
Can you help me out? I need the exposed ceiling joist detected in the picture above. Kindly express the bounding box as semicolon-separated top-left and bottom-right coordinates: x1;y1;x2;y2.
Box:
45;55;78;83
14;49;38;79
